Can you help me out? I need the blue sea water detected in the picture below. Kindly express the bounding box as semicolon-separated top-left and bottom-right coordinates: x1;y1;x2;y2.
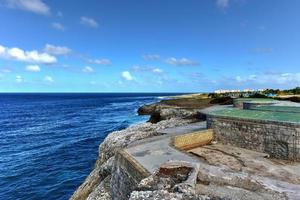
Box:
0;93;180;200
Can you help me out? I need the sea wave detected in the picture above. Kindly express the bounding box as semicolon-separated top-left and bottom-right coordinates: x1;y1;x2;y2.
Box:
0;93;162;200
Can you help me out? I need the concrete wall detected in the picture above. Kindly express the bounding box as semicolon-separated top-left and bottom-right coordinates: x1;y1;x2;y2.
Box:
207;115;300;161
110;150;150;200
243;102;274;110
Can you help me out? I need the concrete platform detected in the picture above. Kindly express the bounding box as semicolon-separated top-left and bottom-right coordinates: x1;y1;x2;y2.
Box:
122;121;300;199
126;122;207;173
126;135;198;173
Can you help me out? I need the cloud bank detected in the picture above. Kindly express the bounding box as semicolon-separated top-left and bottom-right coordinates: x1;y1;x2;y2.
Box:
80;16;99;28
44;44;71;55
25;65;40;72
6;0;50;15
165;57;199;66
82;66;94;73
0;44;57;64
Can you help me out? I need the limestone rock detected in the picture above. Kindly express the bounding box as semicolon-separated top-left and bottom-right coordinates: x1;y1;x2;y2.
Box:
130;161;200;200
138;103;200;123
71;118;193;200
86;175;111;200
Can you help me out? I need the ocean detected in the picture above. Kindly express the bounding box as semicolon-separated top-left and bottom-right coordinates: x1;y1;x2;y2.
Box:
0;93;180;200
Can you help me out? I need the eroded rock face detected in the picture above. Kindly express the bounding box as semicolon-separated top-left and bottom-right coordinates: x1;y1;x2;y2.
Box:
99;118;194;163
86;175;111;200
70;118;194;200
129;161;200;200
138;103;200;123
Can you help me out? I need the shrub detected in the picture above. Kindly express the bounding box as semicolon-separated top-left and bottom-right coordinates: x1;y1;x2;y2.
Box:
210;97;233;105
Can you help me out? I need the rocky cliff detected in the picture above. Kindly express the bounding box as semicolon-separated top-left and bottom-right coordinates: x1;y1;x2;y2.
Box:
71;97;300;200
70;100;200;200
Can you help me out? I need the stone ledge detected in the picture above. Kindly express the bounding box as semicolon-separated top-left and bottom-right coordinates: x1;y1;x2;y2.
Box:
172;129;214;150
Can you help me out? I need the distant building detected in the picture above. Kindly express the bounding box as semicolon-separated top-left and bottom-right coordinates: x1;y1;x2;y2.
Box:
243;89;254;92
214;89;240;94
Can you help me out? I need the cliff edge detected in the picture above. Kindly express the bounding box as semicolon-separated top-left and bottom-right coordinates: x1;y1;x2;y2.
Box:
70;96;205;200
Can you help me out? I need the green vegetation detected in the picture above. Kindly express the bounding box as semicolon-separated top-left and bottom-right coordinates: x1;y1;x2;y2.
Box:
276;96;300;103
160;95;232;109
209;96;233;105
208;87;300;99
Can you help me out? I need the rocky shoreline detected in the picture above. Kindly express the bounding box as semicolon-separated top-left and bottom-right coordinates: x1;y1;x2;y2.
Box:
70;100;201;200
70;96;298;200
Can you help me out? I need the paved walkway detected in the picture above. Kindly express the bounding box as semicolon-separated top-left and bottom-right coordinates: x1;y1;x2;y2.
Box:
125;121;206;173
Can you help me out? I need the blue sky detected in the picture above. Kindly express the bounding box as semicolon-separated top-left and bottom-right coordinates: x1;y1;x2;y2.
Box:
0;0;300;92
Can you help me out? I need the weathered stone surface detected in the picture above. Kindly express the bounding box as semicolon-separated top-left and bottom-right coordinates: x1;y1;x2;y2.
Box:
99;118;194;163
71;118;193;200
207;115;300;160
189;147;242;171
127;161;200;200
70;166;101;200
129;190;211;200
86;175;111;200
138;103;200;123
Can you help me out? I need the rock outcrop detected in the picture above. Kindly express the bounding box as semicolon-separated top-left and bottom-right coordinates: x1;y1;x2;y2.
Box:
70;117;195;200
129;161;201;200
138;103;200;123
71;97;300;200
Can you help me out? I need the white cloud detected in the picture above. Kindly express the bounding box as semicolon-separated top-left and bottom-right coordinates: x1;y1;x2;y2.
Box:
131;65;163;74
44;75;54;82
216;0;229;9
80;16;99;28
51;22;65;31
222;72;300;88
0;44;57;64
25;65;40;72
142;54;160;61
0;46;5;54
44;44;71;55
121;71;134;81
6;0;50;15
82;66;94;73
16;75;23;83
89;58;111;65
165;57;199;66
152;68;163;73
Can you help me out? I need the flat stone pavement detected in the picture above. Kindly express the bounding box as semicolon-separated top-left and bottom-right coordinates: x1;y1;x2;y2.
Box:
124;120;300;199
125;121;207;173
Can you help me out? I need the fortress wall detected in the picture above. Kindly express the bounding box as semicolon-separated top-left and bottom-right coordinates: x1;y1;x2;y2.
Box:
110;150;150;200
207;115;300;160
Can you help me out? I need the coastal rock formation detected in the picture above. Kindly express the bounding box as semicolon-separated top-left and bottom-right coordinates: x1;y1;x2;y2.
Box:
138;103;200;123
71;97;299;200
70;117;195;200
129;161;200;200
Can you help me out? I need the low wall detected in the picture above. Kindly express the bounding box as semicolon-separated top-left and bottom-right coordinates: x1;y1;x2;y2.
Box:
243;102;275;110
172;129;213;150
207;115;300;160
110;150;150;200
